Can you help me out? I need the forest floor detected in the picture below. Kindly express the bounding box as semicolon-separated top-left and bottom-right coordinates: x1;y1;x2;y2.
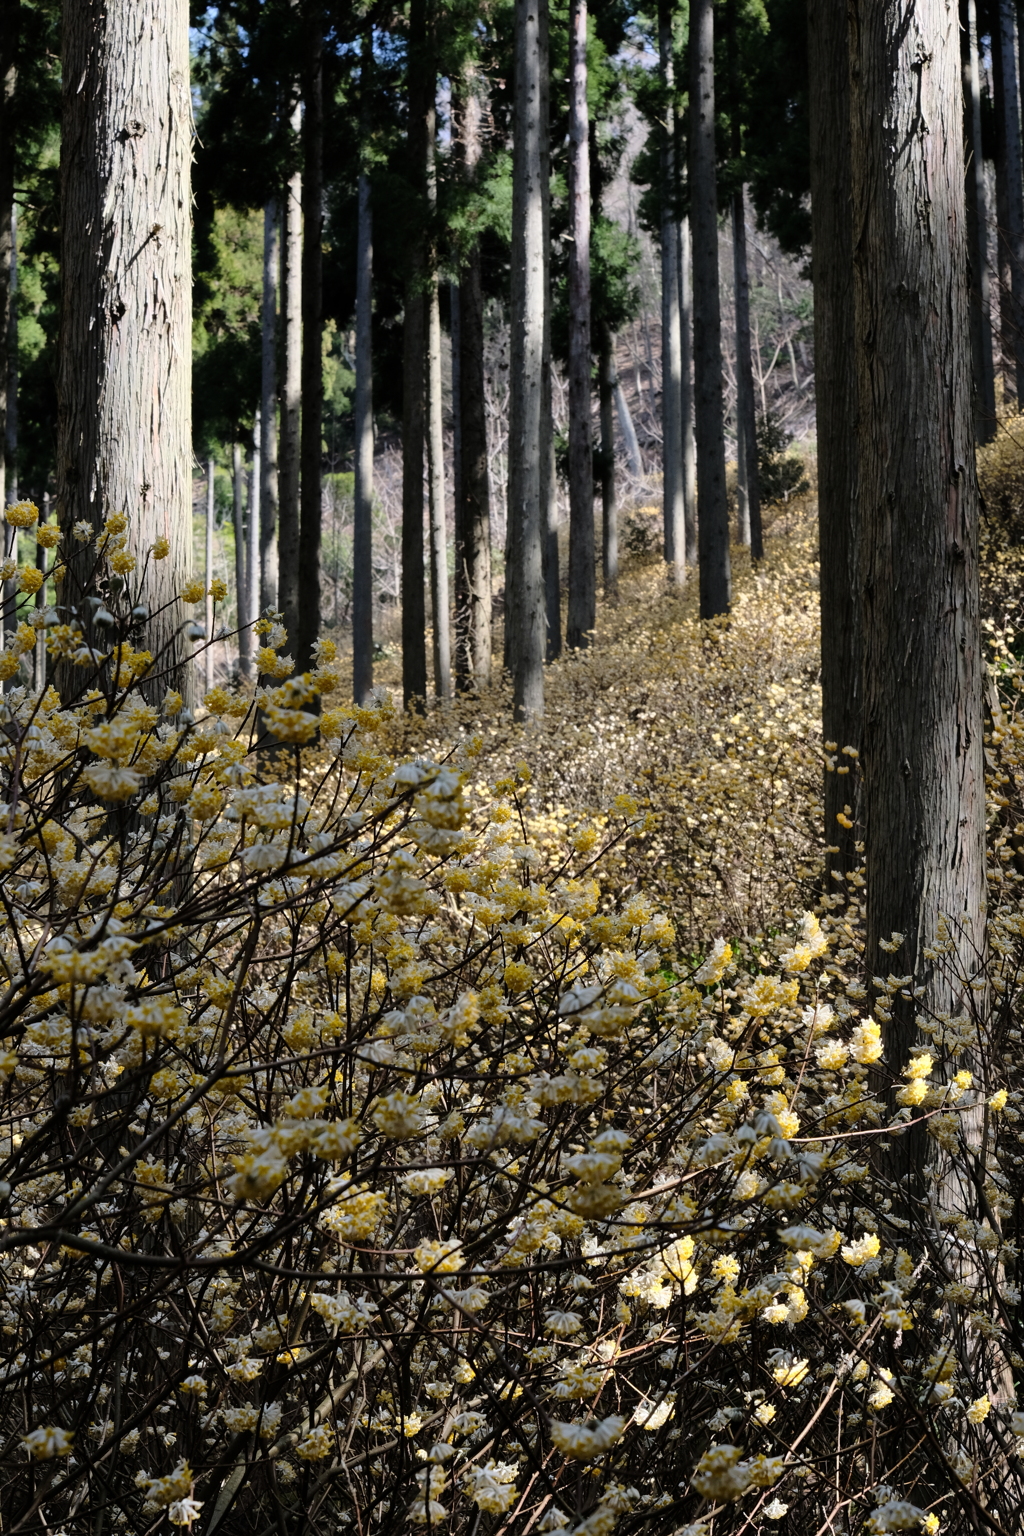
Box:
374;488;826;956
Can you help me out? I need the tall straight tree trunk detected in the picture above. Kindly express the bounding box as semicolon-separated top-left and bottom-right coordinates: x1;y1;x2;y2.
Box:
454;71;492;691
425;69;451;701
509;0;548;719
205;457;215;694
659;0;684;582
566;0;595;650
689;0;731;618
962;0;995;442
541;38;559;667
233;441;251;679
998;0;1024;406
402;0;428;710
808;0;861;877
260;198;279;613
599;323;618;600
249;408;260;631
614;374;642;477
849;0;985;1178
352;37;374;704
278;100;302;641
0;0;17;514
57;0;192;695
296;11;323;674
732;186;762;557
679;214;697;561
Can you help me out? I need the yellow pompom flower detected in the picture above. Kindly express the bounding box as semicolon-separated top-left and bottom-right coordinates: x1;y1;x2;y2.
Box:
180;578;206;604
152;535;170;559
18;566;44;595
6;499;39;526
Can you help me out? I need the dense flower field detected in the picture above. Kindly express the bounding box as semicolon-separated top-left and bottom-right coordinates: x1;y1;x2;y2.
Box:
2;491;1024;1535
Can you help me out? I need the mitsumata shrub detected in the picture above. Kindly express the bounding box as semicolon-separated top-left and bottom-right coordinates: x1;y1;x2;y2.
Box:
1;496;1024;1535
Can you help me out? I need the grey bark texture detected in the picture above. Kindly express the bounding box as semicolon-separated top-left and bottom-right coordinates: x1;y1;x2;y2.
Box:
278;100;302;644
260;199;279;614
998;0;1024;405
566;0;596;651
731;186;762;558
689;0;731;619
425;69;451;702
599;324;618;600
453;74;492;692
401;0;428;710
849;0;985;1174
57;0;193;699
679;214;697;562
508;0;548;719
808;0;862;877
658;2;684;581
963;0;996;442
353;164;374;703
296;11;323;674
249;408;260;635
614;377;642;478
205;458;214;695
232;441;251;680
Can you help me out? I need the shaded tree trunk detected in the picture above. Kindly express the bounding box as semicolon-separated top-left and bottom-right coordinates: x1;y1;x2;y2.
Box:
679;214;697;561
508;0;548;719
849;0;985;1178
260;198;279;614
566;0;595;651
962;0;996;441
352;38;374;704
278;99;302;644
454;71;492;691
808;0;862;877
659;0;684;582
599;323;618;601
0;0;16;516
296;10;323;674
402;0;429;710
689;0;731;618
57;0;192;697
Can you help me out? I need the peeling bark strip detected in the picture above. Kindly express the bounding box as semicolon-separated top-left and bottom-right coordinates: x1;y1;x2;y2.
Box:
850;0;985;1151
57;0;192;693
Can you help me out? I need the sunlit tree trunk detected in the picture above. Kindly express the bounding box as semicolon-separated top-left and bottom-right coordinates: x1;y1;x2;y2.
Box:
732;186;762;558
808;0;861;878
260;198;279;614
248;409;260;637
296;10;323;673
233;441;251;680
57;0;192;696
352;34;374;704
205;458;214;695
599;323;618;601
508;0;548;718
453;70;492;691
402;0;428;709
566;0;595;651
425;69;451;701
850;0;985;1182
689;0;731;618
659;0;684;582
679;214;697;563
278;99;302;644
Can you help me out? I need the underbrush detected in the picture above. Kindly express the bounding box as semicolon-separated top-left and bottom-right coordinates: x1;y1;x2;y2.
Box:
0;495;1023;1536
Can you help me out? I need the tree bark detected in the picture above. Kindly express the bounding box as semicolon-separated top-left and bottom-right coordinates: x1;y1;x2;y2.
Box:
1000;0;1024;405
614;374;642;478
296;9;323;674
732;186;762;558
278;100;302;643
689;0;731;619
57;0;192;698
260;198;279;614
0;0;16;515
599;323;618;600
808;0;862;878
352;42;374;704
205;457;215;695
509;0;548;719
566;0;595;651
659;0;684;582
402;0;428;710
962;0;996;441
249;408;260;635
454;71;492;692
233;441;251;680
425;67;451;702
849;0;985;1173
679;214;697;562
